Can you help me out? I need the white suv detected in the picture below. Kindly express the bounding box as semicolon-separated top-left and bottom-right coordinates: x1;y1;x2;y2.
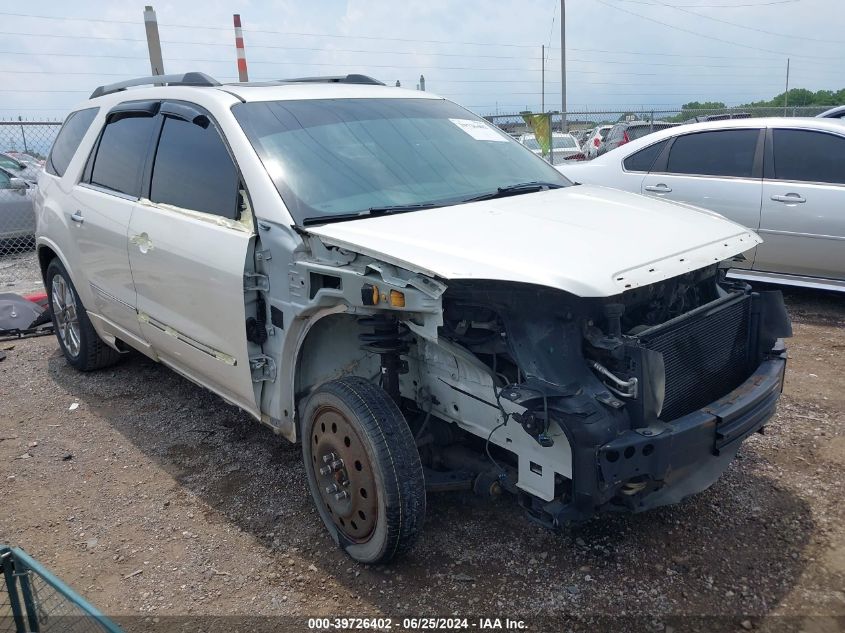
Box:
36;72;791;563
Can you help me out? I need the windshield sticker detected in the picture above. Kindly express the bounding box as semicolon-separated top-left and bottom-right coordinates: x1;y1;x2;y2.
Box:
449;118;508;142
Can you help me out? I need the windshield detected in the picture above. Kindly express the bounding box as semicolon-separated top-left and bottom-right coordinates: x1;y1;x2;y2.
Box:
233;98;569;224
0;154;23;171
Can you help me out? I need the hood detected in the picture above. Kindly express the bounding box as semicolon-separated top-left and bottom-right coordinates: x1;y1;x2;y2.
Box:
306;185;761;298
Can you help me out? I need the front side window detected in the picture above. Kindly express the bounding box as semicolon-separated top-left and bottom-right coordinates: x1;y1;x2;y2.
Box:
150;116;240;219
0;168;11;188
623;139;668;172
772;129;845;185
90;114;156;197
47;107;98;177
233;98;569;224
666;129;759;178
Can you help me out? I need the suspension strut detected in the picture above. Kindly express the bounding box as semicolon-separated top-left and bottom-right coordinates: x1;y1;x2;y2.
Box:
358;314;410;404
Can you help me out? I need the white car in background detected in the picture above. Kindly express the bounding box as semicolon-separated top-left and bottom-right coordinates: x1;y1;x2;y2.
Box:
517;132;583;164
557;117;845;292
583;125;612;159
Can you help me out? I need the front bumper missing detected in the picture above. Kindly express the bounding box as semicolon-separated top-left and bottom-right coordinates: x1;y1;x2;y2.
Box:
539;342;787;526
597;341;787;512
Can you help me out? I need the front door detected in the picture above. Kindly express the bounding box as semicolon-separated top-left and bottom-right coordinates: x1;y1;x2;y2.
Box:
127;102;259;414
640;128;764;270
755;127;845;281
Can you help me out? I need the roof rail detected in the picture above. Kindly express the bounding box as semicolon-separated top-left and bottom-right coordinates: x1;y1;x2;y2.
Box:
90;72;220;99
277;74;385;86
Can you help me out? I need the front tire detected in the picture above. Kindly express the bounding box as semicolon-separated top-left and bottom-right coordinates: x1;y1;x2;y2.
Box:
46;258;121;371
301;376;426;564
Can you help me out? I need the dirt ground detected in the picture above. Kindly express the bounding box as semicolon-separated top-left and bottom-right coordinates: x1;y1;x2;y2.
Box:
1;263;844;632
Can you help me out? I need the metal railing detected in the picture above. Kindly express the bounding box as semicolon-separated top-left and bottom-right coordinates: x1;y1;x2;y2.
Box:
1;546;122;633
0;121;61;258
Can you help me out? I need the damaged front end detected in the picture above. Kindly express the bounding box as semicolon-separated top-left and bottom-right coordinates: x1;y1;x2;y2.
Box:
434;266;791;528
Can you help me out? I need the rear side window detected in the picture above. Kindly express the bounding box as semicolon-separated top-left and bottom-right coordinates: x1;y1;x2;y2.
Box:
772;129;845;185
150;116;240;219
46;107;98;177
623;139;668;172
599;128;610;140
90;114;156;197
666;129;759;178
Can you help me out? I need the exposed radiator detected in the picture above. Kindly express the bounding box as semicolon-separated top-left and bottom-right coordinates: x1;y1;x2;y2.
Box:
637;294;753;421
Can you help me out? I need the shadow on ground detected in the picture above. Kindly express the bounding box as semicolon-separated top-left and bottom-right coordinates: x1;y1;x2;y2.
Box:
46;344;816;629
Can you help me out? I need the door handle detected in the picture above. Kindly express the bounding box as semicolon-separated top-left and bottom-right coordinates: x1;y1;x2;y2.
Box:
130;232;153;253
644;184;672;193
70;210;84;224
771;193;806;204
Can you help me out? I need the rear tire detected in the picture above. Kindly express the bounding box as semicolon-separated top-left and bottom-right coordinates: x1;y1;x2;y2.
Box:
46;258;121;371
301;376;426;564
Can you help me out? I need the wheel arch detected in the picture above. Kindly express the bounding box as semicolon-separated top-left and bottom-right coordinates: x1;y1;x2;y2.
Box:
280;308;381;443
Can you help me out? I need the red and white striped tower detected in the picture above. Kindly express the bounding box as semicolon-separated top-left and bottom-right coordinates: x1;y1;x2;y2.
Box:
233;14;249;82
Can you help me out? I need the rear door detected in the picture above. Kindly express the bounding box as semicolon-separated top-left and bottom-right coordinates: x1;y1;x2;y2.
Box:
640;128;764;269
127;101;259;414
72;102;160;342
754;127;845;281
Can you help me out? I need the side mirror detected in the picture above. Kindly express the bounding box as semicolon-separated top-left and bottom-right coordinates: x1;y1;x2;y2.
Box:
8;177;29;191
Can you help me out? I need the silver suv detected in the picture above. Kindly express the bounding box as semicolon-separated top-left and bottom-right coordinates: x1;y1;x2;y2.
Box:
36;72;791;563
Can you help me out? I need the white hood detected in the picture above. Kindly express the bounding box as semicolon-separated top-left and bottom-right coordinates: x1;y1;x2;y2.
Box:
306;185;761;298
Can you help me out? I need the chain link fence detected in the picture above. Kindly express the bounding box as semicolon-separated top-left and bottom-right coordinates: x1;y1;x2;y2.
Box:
0;121;61;259
1;546;122;633
486;105;831;138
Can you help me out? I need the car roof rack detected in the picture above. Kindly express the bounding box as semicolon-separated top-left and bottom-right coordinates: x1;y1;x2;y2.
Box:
90;72;220;99
276;74;385;86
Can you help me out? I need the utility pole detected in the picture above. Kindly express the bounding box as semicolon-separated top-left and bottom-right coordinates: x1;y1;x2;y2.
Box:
233;14;249;82
18;116;27;153
560;0;566;133
143;6;165;76
784;58;790;115
541;45;545;114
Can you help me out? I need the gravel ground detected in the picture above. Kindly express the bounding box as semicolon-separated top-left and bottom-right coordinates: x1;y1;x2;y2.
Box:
0;250;41;295
1;275;844;633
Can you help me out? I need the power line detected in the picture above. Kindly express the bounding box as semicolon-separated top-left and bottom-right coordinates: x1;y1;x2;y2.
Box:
0;11;541;49
609;0;800;7
0;31;545;61
595;0;836;60
646;0;844;43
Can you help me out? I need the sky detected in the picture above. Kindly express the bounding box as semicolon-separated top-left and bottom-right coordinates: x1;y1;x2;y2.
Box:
1;0;843;121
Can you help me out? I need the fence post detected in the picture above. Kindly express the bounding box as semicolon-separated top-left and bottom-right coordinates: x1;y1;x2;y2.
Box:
1;549;27;632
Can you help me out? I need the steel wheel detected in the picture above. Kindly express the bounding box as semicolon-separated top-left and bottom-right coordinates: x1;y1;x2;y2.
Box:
301;376;425;564
311;405;379;542
51;273;81;358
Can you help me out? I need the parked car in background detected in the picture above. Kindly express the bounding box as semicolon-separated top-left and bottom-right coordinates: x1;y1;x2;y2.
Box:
517;132;584;164
5;151;46;167
0;166;36;243
817;105;845;119
35;71;791;564
683;112;751;124
0;152;40;183
557;117;845;292
597;121;679;157
583;124;612;159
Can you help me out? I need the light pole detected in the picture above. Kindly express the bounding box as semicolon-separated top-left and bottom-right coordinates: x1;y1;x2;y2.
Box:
560;0;566;133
